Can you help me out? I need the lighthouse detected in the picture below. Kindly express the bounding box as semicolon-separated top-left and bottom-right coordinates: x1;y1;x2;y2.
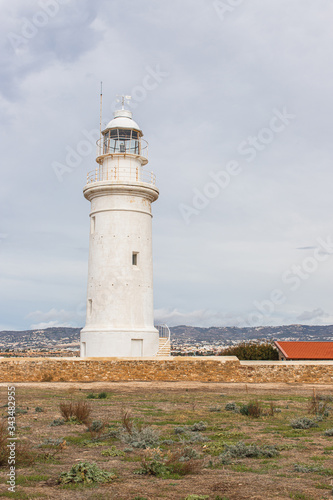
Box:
80;96;161;357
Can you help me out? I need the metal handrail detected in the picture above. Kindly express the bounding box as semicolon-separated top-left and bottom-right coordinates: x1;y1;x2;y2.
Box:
155;324;171;357
86;166;156;185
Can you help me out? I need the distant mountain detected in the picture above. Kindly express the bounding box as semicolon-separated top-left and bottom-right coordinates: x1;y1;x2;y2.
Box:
0;324;333;350
170;324;333;343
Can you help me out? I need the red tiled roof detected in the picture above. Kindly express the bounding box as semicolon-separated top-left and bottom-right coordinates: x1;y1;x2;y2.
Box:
274;341;333;360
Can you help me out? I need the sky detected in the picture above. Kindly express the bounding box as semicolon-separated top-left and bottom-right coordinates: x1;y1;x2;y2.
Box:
1;0;333;331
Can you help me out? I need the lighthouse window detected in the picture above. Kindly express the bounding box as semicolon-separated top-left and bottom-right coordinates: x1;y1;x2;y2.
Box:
132;252;138;266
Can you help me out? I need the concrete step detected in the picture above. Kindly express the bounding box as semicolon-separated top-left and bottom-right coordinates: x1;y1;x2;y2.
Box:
156;338;171;357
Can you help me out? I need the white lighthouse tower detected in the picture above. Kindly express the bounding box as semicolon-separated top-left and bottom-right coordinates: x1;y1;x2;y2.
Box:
80;96;161;357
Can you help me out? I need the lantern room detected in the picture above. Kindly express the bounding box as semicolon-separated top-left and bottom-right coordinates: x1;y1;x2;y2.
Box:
96;108;148;165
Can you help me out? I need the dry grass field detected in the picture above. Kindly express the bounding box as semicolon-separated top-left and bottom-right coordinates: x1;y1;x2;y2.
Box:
1;382;333;500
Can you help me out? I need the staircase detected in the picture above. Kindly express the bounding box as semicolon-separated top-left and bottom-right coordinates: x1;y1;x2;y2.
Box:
155;324;171;357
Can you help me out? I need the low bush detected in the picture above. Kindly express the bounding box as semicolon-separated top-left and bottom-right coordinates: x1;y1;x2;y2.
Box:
293;463;333;475
209;406;222;412
308;390;330;417
219;341;279;360
119;411;159;449
225;402;239;413
181;432;209;444
324;428;333;436
98;392;108;399
37;438;66;461
136;448;201;478
219;441;279;463
185;496;209;500
189;422;207;432
101;446;125;457
59;401;91;424
87;393;97;399
50;418;65;427
290;418;318;429
35;407;44;413
174;426;187;434
240;401;263;418
59;461;116;484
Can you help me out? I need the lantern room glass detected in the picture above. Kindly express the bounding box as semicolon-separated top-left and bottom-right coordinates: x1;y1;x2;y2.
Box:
103;129;140;155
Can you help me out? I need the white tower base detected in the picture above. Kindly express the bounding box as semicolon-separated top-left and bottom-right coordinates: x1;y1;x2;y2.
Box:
80;329;159;358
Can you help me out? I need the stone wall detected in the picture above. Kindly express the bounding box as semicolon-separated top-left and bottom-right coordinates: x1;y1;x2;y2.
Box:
1;356;333;383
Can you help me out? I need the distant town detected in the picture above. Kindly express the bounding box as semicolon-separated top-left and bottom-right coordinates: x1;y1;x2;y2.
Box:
0;324;332;357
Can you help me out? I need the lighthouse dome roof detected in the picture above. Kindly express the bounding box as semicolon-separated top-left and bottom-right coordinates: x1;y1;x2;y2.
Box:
103;109;142;134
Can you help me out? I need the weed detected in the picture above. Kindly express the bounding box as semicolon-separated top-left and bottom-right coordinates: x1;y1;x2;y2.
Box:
50;418;65;427
209;406;222;412
240;400;263;418
101;446;125;457
290;418;318;429
190;422;207;432
37;438;66;461
185;496;209;500
181;432;209;444
87;420;105;439
225;402;239;413
308;390;329;417
60;461;116;484
293;463;333;475
98;392;108;399
219;441;279;463
324;428;333;436
119;411;159;449
174;426;187;434
136;448;200;478
59;401;91;424
35;407;44;413
179;447;200;461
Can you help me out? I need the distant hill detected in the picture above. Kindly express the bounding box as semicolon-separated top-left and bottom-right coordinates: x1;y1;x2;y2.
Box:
0;324;333;350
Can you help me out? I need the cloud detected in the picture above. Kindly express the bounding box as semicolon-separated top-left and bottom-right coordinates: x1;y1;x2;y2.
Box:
30;320;75;329
26;307;84;329
297;308;329;321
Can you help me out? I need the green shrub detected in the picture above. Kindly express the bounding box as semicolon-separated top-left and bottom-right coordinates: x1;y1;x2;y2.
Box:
98;392;108;399
59;461;116;484
185;496;209;500
240;401;263;418
181;432;208;444
50;418;65;427
119;413;159;449
189;422;207;432
87;420;104;433
87;393;97;399
291;418;318;429
174;426;187;434
225;402;239;413
220;341;279;360
135;449;200;478
35;407;44;413
324;428;333;436
293;463;333;475
101;446;125;457
219;441;279;463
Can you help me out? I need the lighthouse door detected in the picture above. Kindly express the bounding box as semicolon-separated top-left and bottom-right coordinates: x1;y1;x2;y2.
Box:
131;339;143;357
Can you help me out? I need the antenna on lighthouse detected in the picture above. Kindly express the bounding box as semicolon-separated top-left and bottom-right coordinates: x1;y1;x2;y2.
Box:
99;82;103;156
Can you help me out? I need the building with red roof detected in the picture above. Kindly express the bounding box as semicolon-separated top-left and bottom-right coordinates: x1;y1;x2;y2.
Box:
274;341;333;361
